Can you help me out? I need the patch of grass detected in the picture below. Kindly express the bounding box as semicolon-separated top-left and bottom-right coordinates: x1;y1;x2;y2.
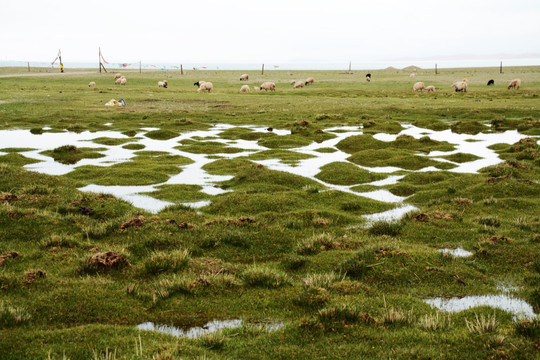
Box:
0;301;31;327
440;152;482;163
368;221;403;236
144;129;178;140
315;162;386;185
241;265;290;288
41;145;106;164
466;313;498;334
143;249;191;275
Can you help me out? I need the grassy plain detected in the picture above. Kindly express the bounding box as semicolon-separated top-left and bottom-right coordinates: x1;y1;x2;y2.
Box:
0;66;539;359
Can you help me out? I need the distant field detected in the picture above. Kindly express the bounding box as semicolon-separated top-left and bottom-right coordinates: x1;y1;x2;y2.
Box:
0;67;539;359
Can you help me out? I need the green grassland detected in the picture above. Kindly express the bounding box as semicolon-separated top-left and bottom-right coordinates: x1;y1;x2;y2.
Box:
0;66;539;359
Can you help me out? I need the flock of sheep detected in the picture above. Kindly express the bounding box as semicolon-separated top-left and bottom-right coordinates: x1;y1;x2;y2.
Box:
87;72;523;96
413;78;522;93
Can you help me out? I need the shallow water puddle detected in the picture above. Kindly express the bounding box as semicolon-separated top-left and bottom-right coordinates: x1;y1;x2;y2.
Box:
424;295;537;319
137;319;284;338
437;247;473;257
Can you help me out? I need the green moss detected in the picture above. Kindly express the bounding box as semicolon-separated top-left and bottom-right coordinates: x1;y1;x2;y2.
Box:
41;145;106;164
258;135;313;149
0;153;41;166
244;149;315;165
122;143;145;150
314;148;337;153
219;127;276;141
142;184;210;203
440;152;482;163
90;137;137;146
175;140;246;154
315;162;386;185
348;149;455;171
144;129;179;140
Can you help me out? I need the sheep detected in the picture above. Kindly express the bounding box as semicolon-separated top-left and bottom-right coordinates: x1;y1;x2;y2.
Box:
365;77;371;82
507;79;521;90
487;79;495;86
290;80;296;85
115;77;122;85
253;86;260;91
365;73;372;79
239;74;249;81
413;82;425;92
260;82;276;91
305;77;315;85
114;73;122;79
88;81;96;87
293;81;305;88
410;73;416;78
240;85;250;92
194;81;206;87
158;80;168;88
462;78;469;84
120;77;127;85
197;81;213;93
105;98;126;107
425;85;435;92
452;81;467;92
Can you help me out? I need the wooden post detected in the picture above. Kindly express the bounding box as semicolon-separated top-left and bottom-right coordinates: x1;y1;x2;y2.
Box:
181;64;183;75
348;61;351;74
27;62;30;72
435;63;438;75
500;61;503;74
99;48;101;73
261;64;264;75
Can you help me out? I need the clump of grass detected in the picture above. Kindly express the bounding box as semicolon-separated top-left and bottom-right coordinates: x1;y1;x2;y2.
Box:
20;184;52;195
302;184;319;193
81;220;117;239
302;272;344;290
368;220;402;236
211;274;241;289
482;196;498;205
152;275;195;302
514;217;531;230
0;301;31;327
40;233;80;248
317;302;374;324
295;286;330;308
380;298;414;326
453;197;473;205
241;265;290;288
92;348;117;360
477;216;501;228
199;330;226;350
143;249;190;275
418;312;453;331
465;313;498;334
513;318;540;338
78;251;131;274
296;233;339;255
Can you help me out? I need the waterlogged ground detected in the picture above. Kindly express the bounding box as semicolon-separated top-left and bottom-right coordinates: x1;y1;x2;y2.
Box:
0;68;539;359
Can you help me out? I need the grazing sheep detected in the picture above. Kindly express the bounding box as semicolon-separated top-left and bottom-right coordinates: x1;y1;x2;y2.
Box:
452;81;468;92
115;77;122;85
487;79;495;86
290;80;296;85
158;80;168;88
194;81;206;87
197;81;213;93
240;74;249;81
365;73;371;79
88;81;96;87
120;77;127;85
365;77;371;82
410;73;416;78
114;73;122;79
260;82;276;91
293;81;305;88
425;85;435;92
507;79;521;90
240;85;250;92
413;82;425;92
305;77;315;85
462;78;469;84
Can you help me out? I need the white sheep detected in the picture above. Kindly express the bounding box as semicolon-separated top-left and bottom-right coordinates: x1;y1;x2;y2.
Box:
293;81;305;88
290;80;296;86
197;81;213;93
194;81;206;87
115;77;122;85
158;80;168;88
413;82;425;92
240;74;249;81
508;79;521;90
240;85;250;92
105;98;125;107
305;77;315;85
88;81;96;87
114;73;122;79
120;77;127;85
452;81;467;92
260;82;276;91
425;85;435;92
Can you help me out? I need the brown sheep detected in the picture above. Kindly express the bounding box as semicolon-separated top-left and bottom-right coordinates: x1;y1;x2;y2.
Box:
413;82;425;92
507;79;521;90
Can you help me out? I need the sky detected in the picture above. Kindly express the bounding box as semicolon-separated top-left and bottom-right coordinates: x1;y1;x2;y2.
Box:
1;0;540;67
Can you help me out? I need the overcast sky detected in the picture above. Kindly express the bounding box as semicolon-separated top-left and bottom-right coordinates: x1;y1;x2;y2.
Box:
1;0;539;66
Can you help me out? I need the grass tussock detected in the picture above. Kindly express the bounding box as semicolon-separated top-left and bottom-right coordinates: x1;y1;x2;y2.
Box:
241;265;290;288
199;330;226;350
143;249;191;275
465;313;498;334
368;220;403;236
0;301;31;327
418;312;453;331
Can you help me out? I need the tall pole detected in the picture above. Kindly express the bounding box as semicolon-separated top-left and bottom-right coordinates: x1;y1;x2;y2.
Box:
348;61;351;73
500;61;503;74
27;62;30;72
261;63;264;75
180;64;183;75
435;63;437;75
139;61;141;74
